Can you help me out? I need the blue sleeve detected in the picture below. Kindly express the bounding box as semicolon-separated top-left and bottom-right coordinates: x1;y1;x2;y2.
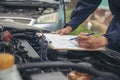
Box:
67;0;102;30
103;16;120;52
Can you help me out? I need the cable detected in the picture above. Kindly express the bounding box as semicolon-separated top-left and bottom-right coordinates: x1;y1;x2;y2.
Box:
37;31;49;62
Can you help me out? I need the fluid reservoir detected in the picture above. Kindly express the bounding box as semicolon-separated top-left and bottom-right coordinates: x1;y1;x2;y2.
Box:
0;53;22;80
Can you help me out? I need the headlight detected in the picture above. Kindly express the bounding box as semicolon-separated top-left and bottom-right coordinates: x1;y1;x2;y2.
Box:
37;13;58;23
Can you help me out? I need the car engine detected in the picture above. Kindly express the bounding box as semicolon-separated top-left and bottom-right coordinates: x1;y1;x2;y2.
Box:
0;25;50;63
0;24;120;80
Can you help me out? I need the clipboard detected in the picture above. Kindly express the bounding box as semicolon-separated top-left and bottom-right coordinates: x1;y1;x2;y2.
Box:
37;33;105;51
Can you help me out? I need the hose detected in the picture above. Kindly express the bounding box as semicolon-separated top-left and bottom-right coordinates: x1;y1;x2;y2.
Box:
17;62;120;80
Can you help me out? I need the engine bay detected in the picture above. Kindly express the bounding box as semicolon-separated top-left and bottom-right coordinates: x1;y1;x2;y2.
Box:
0;25;120;80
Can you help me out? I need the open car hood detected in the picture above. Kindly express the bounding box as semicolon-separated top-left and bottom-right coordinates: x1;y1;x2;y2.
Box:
0;0;58;7
0;0;65;31
0;0;59;20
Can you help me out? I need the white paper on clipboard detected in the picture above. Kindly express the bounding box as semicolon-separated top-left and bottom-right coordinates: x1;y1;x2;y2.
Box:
42;33;105;51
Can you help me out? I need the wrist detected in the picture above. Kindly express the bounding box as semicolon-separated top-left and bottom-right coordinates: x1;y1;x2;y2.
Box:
98;36;108;47
65;26;73;32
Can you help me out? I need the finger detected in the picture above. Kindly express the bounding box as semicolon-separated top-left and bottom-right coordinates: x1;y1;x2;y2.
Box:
56;30;65;35
77;35;90;41
77;40;94;49
78;42;90;48
88;40;93;44
77;41;89;46
80;43;97;49
79;32;89;36
60;30;67;35
56;30;61;34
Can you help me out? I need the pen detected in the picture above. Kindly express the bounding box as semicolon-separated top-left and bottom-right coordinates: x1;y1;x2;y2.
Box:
69;32;94;40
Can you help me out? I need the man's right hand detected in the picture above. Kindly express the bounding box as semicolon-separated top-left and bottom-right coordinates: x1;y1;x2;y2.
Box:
56;26;73;35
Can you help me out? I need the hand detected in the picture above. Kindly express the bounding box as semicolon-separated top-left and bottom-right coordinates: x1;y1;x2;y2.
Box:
77;32;108;49
56;26;73;35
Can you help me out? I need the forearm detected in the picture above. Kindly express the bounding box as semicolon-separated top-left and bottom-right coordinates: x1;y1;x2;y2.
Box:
67;0;102;30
